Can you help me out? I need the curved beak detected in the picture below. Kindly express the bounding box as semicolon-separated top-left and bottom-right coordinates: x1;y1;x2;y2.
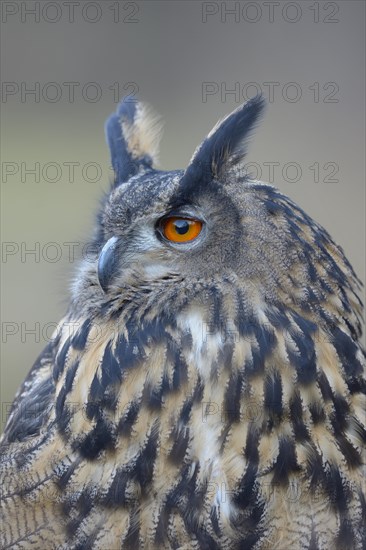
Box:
97;236;121;293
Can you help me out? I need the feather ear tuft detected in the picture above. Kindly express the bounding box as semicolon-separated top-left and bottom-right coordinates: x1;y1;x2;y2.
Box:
180;96;265;193
105;99;163;187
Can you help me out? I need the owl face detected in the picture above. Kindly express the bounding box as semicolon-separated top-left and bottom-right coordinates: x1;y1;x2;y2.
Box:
98;169;249;290
72;98;362;339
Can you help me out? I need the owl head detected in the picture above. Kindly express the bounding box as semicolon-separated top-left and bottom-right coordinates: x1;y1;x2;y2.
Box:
72;97;362;341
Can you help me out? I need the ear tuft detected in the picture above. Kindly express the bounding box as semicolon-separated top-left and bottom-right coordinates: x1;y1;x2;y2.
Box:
180;95;265;192
105;99;163;187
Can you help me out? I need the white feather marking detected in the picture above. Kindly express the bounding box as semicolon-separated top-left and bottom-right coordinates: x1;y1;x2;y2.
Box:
177;309;234;521
121;102;163;166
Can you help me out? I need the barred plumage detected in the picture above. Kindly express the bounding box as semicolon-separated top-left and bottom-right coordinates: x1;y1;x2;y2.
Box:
1;97;365;549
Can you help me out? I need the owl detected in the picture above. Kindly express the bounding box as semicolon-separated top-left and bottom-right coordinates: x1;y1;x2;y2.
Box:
1;96;365;550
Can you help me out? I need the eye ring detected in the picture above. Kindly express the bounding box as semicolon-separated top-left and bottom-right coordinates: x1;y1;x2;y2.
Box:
159;216;203;243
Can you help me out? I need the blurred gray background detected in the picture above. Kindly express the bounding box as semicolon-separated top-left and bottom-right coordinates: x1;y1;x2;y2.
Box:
1;0;365;432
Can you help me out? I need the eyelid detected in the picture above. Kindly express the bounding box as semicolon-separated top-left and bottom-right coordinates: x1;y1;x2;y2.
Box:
163;209;196;219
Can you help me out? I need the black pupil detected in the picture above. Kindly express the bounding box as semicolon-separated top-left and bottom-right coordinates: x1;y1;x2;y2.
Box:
174;219;190;235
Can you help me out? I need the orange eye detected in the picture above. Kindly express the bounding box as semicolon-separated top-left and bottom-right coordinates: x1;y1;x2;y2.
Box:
162;217;203;243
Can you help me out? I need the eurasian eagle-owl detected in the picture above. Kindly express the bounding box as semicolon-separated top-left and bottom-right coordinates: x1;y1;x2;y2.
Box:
1;97;365;549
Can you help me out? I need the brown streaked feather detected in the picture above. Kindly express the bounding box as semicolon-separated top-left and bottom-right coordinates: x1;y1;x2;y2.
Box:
1;98;365;549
